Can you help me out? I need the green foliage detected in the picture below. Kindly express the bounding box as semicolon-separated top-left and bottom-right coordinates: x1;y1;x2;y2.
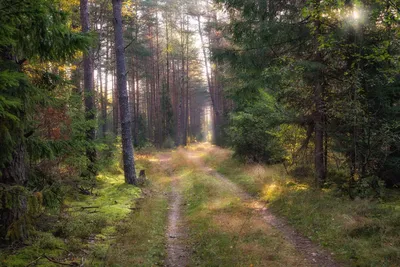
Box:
228;90;285;163
0;1;89;168
162;136;176;149
216;0;400;195
161;82;175;148
0;156;146;265
0;0;90;168
0;0;92;242
97;136;123;175
0;0;91;62
0;232;65;267
0;62;30;171
135;114;150;149
351;176;386;199
35;232;65;250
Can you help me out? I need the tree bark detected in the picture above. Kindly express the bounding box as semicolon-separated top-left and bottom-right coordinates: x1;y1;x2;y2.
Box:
103;37;109;136
184;14;189;146
313;0;326;188
80;0;97;176
198;15;219;143
112;66;120;136
0;144;27;186
0;143;28;241
112;0;137;185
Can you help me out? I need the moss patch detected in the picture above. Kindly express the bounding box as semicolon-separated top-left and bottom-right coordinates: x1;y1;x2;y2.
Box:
105;153;171;266
0;160;145;267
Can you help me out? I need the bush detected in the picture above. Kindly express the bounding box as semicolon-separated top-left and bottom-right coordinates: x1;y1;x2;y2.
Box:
36;232;64;249
289;165;313;179
58;213;108;239
228;92;285;163
162;136;175;149
350;176;386;199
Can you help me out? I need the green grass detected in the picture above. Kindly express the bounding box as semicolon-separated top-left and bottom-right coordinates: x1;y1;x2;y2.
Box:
105;187;169;266
0;232;66;267
105;155;170;266
203;148;400;267
65;172;142;233
271;189;400;266
0;157;154;267
178;162;306;266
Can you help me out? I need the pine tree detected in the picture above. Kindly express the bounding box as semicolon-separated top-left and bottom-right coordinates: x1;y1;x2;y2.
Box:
80;0;97;177
112;0;137;185
0;0;90;240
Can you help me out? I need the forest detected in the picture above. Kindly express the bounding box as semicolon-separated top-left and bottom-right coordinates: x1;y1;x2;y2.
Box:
1;0;400;266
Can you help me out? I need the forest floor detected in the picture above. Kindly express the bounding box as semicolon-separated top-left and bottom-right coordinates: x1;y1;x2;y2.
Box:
2;143;400;266
151;143;400;266
160;144;339;267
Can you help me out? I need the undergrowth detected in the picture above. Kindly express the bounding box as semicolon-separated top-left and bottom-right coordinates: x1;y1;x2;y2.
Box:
0;153;147;267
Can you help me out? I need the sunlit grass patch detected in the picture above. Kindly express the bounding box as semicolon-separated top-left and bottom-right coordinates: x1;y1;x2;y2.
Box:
201;144;233;168
186;142;212;152
171;148;200;171
206;147;400;266
180;170;306;267
105;152;172;266
105;189;168;266
67;173;142;222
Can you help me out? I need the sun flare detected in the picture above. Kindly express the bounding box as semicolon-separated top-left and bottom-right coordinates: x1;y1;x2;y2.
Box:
352;9;360;20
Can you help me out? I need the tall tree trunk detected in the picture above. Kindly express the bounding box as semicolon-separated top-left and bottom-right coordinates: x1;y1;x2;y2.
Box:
103;37;109;136
172;59;178;145
198;15;218;143
177;16;185;146
112;66;119;136
112;0;137;185
0;144;27;186
315;81;325;187
98;53;103;138
0;145;29;241
312;0;326;187
184;14;189;146
166;16;170;133
131;56;137;145
135;67;140;147
155;6;162;147
80;0;96;176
